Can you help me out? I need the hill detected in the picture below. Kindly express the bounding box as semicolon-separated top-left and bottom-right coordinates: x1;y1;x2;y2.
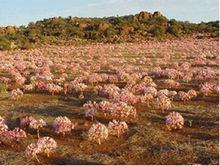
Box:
0;11;219;50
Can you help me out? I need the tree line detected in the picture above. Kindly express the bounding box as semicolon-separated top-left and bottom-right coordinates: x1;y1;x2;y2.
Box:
0;11;219;50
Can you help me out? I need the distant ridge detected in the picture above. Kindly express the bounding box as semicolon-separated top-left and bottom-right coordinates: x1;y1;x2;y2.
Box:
0;11;218;50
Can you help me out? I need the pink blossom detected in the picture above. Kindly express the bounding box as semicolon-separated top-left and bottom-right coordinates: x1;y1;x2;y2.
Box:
178;90;197;101
29;118;47;130
88;123;108;144
200;82;218;96
11;88;23;100
53;116;76;135
25;137;57;162
108;120;128;137
166;112;184;131
155;95;172;112
1;128;27;141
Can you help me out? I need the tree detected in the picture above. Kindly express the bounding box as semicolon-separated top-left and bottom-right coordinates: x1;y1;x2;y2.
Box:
152;26;166;38
6;26;16;35
0;37;12;50
98;22;110;31
168;19;183;36
0;27;4;34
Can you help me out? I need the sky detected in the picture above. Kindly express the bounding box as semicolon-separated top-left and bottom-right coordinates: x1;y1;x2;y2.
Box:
0;0;219;26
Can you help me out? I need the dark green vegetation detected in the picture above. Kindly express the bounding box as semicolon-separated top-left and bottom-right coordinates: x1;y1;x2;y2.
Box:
0;11;219;50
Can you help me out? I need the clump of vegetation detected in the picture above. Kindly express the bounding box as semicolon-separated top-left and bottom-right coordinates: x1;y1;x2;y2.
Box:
88;123;109;144
25;137;57;162
166;112;184;131
0;83;7;93
52;116;76;135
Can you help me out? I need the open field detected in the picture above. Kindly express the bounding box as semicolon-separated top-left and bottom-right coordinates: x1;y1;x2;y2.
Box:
0;37;219;165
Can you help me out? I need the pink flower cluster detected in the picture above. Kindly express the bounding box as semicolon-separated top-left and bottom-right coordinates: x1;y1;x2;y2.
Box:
154;95;172;112
108;120;128;137
83;101;98;120
131;81;157;95
68;81;88;93
0;128;27;142
25;137;57;162
88;122;108;144
29;118;47;130
23;84;35;92
157;89;177;99
195;68;217;80
178;90;197;101
52;116;76;135
35;81;49;92
144;86;157;97
20;116;47;137
97;101;137;121
94;84;120;98
83;100;137;121
109;102;137;120
166;112;184;130
200;82;219;96
47;83;63;95
0;117;27;142
111;89;140;105
20;116;47;130
11;88;24;100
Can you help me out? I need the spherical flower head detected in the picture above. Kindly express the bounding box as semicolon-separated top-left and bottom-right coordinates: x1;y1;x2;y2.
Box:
108;120;128;137
144;87;157;97
155;95;172;111
178;91;191;101
93;85;103;94
23;84;35;92
200;82;218;96
37;137;57;154
25;137;57;160
83;101;97;110
12;128;27;140
29;118;47;130
88;122;108;144
110;102;137;121
84;108;97;119
2;128;27;141
53;116;75;135
112;89;139;105
166;112;184;130
187;90;197;98
25;143;40;157
157;89;169;97
11;88;23;100
140;93;154;103
98;100;116;114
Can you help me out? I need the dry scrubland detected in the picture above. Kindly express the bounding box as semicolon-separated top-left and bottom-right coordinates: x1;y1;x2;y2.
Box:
0;37;219;164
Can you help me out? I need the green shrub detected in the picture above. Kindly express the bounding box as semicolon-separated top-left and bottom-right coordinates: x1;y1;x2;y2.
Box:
0;37;13;50
0;83;7;92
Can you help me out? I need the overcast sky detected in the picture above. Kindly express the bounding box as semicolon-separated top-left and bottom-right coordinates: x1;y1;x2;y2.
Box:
0;0;219;26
